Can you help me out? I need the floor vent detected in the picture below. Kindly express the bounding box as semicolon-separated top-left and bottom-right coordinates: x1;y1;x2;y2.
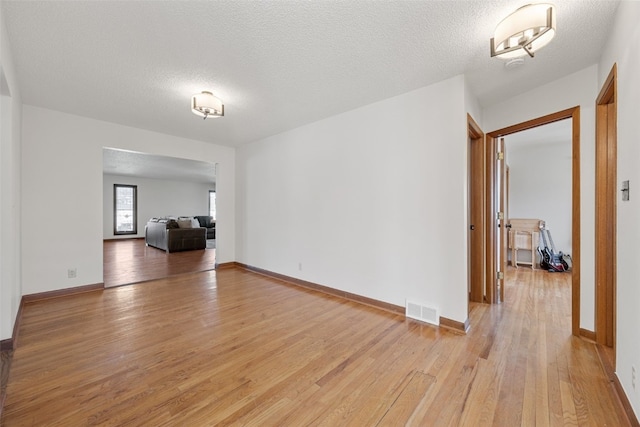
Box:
406;300;439;326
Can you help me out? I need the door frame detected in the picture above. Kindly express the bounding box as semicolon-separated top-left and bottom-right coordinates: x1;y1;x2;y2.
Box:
486;107;581;336
595;64;617;350
497;137;507;303
467;114;486;304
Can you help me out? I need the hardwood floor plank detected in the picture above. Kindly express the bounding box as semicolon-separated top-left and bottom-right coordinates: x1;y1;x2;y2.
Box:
560;380;579;426
374;370;436;426
460;362;496;424
1;254;631;426
103;239;216;288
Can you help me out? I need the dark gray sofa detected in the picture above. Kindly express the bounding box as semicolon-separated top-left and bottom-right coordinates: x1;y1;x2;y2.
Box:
145;219;206;253
194;215;216;239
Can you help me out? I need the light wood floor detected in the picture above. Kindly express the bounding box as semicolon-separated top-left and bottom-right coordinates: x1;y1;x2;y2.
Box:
2;265;631;425
103;239;216;287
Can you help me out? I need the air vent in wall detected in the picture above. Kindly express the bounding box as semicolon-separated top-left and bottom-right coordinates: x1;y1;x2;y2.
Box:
406;300;439;325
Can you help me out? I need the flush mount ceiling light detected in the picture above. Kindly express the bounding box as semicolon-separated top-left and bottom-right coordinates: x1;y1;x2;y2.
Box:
490;3;556;59
191;91;224;119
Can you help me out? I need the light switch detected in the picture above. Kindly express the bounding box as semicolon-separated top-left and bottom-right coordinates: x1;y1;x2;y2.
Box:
622;180;630;201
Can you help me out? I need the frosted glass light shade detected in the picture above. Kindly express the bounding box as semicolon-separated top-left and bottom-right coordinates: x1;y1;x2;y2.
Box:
491;4;556;59
191;91;224;119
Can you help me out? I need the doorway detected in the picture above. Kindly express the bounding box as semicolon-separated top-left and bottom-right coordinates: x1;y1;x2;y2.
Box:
486;107;581;336
595;64;617;354
102;148;218;287
506;120;573;271
468;114;486;304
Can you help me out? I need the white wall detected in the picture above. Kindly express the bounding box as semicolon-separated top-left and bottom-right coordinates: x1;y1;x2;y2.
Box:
237;75;470;323
507;139;572;255
464;74;482;127
599;0;640;418
21;106;235;295
0;8;23;342
102;174;213;239
483;65;598;332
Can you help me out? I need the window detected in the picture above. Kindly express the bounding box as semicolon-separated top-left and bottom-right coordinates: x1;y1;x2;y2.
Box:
209;190;216;220
114;184;137;235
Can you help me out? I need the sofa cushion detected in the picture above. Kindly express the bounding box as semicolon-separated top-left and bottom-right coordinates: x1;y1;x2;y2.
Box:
177;218;193;229
166;219;179;229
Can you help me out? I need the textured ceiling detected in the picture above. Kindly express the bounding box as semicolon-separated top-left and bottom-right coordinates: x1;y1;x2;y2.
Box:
2;0;620;147
103;149;216;185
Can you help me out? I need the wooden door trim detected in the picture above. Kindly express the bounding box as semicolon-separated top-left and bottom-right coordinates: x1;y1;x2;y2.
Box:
467;114;485;304
487;107;580;336
498;137;507;303
595;63;617;349
468;113;483;138
485;135;497;303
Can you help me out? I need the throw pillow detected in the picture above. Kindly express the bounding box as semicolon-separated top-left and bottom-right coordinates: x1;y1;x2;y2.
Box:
191;218;200;228
177;218;192;229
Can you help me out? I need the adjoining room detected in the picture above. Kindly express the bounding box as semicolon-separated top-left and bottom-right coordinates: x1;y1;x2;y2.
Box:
102;149;218;287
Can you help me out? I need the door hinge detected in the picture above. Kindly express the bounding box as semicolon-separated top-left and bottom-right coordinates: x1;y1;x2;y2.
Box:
497;271;504;280
496;152;504;160
496;211;504;220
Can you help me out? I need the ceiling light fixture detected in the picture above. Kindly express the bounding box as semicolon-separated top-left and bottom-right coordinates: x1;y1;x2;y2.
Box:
191;91;224;119
505;58;526;69
490;3;556;59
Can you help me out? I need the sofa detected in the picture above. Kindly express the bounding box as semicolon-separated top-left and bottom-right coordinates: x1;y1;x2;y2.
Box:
145;218;206;253
193;215;216;239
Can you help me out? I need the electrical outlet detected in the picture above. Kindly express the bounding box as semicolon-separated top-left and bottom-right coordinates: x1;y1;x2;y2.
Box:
67;268;77;279
632;365;637;390
298;262;302;271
